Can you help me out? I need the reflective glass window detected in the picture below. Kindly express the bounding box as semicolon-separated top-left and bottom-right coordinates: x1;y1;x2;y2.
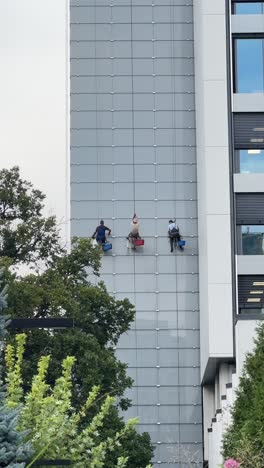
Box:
234;38;264;93
238;149;264;173
240;225;264;255
233;2;264;14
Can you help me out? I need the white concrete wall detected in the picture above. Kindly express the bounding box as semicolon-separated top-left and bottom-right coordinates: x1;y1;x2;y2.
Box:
205;8;264;467
234;174;264;192
194;0;234;379
235;320;259;377
0;0;70;244
203;385;215;461
232;14;264;33
208;322;259;467
233;93;264;112
237;255;264;274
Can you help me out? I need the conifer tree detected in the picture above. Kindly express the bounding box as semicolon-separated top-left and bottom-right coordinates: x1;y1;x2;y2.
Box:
222;323;264;465
0;273;32;467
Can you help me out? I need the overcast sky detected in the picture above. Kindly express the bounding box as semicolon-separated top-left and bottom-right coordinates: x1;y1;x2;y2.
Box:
0;1;69;240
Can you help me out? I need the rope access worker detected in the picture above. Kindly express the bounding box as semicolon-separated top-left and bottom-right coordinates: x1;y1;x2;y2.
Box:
127;213;140;242
168;219;182;252
92;220;111;245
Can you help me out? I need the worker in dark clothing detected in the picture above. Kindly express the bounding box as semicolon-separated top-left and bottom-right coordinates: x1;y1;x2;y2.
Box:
92;220;111;245
168;219;182;252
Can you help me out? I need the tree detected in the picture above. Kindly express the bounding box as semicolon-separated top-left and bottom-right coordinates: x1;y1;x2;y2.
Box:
5;335;152;468
0;274;32;467
4;242;154;467
94;406;153;468
0;168;154;467
0;167;62;265
5;239;134;410
222;323;264;466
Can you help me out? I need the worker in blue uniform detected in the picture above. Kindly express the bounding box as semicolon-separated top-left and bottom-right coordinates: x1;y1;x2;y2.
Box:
92;220;111;245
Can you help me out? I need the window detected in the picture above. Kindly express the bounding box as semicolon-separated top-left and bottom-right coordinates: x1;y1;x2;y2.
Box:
238;275;264;314
240;307;264;314
236;149;264;173
238;225;264;254
234;37;264;93
233;2;264;14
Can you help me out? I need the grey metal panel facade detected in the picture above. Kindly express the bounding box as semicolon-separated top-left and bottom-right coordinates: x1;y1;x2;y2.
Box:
70;1;202;466
238;275;264;309
236;193;264;224
234;112;264;150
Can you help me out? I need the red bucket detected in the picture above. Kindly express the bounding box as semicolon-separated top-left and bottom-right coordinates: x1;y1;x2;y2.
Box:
134;239;144;246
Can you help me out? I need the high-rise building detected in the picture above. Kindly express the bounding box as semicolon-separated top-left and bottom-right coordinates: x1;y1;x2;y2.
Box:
195;1;264;466
70;1;264;466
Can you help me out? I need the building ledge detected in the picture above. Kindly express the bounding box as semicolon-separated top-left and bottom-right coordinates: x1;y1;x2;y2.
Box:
233;93;264;113
234;174;264;193
236;314;264;322
237;255;264;275
201;357;235;385
232;14;264;34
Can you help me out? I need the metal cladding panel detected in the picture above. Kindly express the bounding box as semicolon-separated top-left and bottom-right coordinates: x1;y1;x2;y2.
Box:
234;113;264;149
236;193;264;224
238;275;264;309
70;1;202;466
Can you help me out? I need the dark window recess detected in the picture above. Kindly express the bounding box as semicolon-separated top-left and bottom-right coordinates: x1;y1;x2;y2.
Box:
236;193;264;224
234;113;264;149
232;0;264;2
238;275;264;312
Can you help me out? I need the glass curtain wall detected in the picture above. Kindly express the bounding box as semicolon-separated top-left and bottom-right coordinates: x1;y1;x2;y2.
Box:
70;1;202;466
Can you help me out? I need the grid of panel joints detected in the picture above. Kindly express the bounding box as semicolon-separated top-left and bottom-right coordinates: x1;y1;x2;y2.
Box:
70;1;202;466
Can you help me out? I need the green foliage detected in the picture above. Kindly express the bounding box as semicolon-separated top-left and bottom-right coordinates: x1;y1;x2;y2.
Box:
98;407;153;468
231;433;264;468
0;166;62;265
222;323;264;465
5;336;152;468
0;168;154;467
5;238;135;410
5;334;26;408
0;273;32;467
3;234;135;414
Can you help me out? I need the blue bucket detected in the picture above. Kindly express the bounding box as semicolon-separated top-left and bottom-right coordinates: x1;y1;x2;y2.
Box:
178;240;186;246
103;243;112;251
